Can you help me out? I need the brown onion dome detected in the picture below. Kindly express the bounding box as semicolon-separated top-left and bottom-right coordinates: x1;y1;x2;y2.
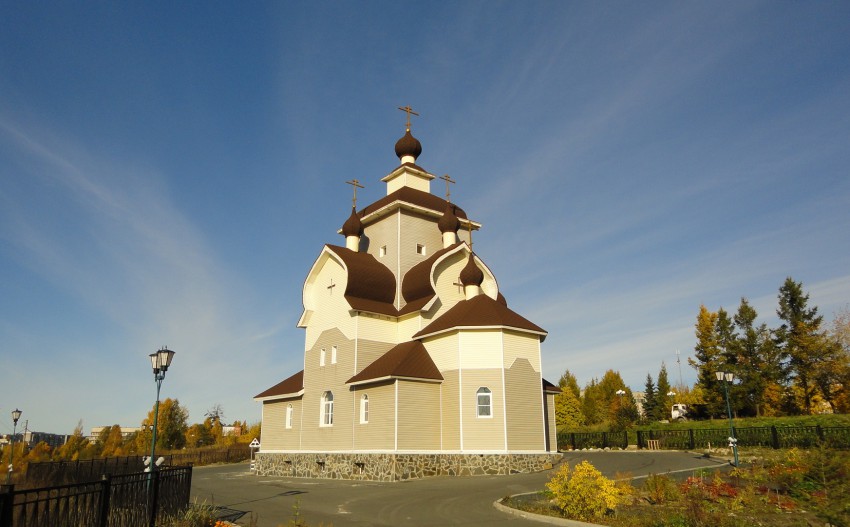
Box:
394;129;422;161
459;253;484;287
438;203;460;234
341;206;363;237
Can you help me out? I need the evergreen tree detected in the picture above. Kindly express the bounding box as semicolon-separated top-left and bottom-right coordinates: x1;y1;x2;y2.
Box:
654;363;672;421
733;298;781;416
558;369;581;401
776;277;825;413
554;387;583;429
642;374;656;422
581;379;606;426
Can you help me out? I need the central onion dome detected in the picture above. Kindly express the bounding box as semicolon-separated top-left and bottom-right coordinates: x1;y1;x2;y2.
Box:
394;129;422;163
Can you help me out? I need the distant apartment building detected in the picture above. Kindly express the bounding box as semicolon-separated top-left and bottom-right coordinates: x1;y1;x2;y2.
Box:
89;426;142;441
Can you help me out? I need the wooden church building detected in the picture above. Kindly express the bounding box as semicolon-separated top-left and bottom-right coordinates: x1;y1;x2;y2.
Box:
254;116;561;480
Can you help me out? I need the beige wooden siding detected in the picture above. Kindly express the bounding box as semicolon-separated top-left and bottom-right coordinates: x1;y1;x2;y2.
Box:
505;358;545;451
363;213;400;302
356;314;397;346
396;380;441;450
431;250;468;317
423;333;458;371
304;254;356;350
398;210;442;307
459;330;502;370
503;330;541;372
301;327;356;451
397;313;422;343
460;368;505;451
261;400;288;451
546;393;557;452
355;338;395;376
440;370;460;450
352;382;395;451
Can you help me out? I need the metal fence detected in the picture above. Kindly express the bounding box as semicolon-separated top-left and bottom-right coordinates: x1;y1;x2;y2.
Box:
24;445;249;487
558;425;850;451
0;465;192;527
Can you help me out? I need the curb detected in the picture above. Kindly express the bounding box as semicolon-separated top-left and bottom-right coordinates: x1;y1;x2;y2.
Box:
493;495;606;527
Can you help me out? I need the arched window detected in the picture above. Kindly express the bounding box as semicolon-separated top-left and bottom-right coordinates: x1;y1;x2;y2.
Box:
285;404;293;429
476;387;492;418
321;391;334;426
360;394;369;424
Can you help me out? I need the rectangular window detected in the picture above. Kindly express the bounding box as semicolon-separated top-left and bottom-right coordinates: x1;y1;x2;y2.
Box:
331;346;337;364
285;405;293;429
322;392;334;426
320;348;326;367
477;387;492;418
416;243;426;255
360;394;369;424
379;245;387;257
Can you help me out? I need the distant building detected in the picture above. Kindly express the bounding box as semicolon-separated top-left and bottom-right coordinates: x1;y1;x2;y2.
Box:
633;391;646;417
89;426;142;441
26;431;69;449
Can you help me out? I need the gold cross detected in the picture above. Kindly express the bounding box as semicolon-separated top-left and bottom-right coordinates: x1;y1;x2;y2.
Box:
345;179;364;208
439;174;456;202
397;105;419;131
453;278;464;294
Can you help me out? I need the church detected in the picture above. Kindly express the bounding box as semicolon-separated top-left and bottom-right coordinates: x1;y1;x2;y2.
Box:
254;113;560;481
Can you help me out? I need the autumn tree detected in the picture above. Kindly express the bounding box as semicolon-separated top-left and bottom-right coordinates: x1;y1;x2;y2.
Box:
826;306;850;412
555;387;583;430
690;305;725;417
143;398;189;451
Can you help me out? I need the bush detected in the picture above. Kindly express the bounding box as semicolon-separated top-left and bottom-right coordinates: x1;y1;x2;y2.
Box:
546;460;621;521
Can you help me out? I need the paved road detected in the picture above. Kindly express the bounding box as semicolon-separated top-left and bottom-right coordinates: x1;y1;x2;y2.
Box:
190;452;729;527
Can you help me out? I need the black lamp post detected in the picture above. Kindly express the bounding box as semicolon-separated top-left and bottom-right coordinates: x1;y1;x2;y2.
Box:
715;370;739;466
148;347;175;475
6;408;22;484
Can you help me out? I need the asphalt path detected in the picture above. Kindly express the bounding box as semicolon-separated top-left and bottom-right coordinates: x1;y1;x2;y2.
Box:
190;451;730;527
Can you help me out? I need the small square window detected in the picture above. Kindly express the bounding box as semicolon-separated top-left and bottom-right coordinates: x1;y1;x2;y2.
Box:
416;244;426;255
379;246;387;257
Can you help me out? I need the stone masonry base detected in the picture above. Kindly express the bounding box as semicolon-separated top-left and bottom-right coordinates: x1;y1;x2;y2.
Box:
255;452;562;482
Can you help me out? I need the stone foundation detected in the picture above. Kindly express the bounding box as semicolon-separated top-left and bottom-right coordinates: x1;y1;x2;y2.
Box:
255;452;562;482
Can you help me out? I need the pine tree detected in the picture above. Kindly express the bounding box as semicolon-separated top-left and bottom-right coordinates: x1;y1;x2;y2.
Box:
776;277;825;413
642;374;656;422
655;364;672;421
733;298;782;416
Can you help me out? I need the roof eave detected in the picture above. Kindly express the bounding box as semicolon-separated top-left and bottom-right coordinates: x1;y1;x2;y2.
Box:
253;389;305;402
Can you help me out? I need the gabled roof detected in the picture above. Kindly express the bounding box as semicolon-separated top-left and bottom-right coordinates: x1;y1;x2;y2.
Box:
254;370;304;401
360;186;469;222
412;294;547;341
347;341;443;386
542;378;562;394
400;243;461;306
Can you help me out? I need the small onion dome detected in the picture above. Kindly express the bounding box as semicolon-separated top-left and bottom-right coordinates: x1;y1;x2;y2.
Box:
341;206;363;237
459;253;484;287
394;129;422;162
438;203;460;234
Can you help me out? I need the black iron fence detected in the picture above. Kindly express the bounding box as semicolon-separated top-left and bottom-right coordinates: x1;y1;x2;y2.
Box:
0;465;192;527
24;445;249;487
558;425;850;451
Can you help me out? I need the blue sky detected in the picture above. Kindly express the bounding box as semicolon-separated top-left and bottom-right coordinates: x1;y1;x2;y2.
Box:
1;2;849;435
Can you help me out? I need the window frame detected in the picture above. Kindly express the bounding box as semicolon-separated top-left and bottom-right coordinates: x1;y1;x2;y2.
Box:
321;391;334;426
360;394;369;424
285;404;293;429
476;387;492;418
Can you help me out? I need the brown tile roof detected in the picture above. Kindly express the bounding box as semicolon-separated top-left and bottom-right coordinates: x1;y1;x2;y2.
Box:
543;378;562;394
347;341;443;385
400;243;461;305
325;245;396;314
412;294;547;341
360;186;468;220
254;370;304;400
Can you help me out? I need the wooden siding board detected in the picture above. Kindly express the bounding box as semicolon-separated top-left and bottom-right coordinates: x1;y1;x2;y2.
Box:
352;383;395;450
503;330;541;372
440;370;460;450
397;380;441;450
460;368;504;451
459;331;502;370
505;358;544;450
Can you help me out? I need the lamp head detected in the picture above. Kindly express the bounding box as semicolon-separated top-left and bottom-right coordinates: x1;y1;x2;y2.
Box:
715;371;725;381
11;408;22;424
150;347;176;374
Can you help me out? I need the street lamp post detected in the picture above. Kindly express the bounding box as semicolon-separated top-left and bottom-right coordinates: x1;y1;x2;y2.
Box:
6;408;22;484
148;347;175;477
715;370;739;466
